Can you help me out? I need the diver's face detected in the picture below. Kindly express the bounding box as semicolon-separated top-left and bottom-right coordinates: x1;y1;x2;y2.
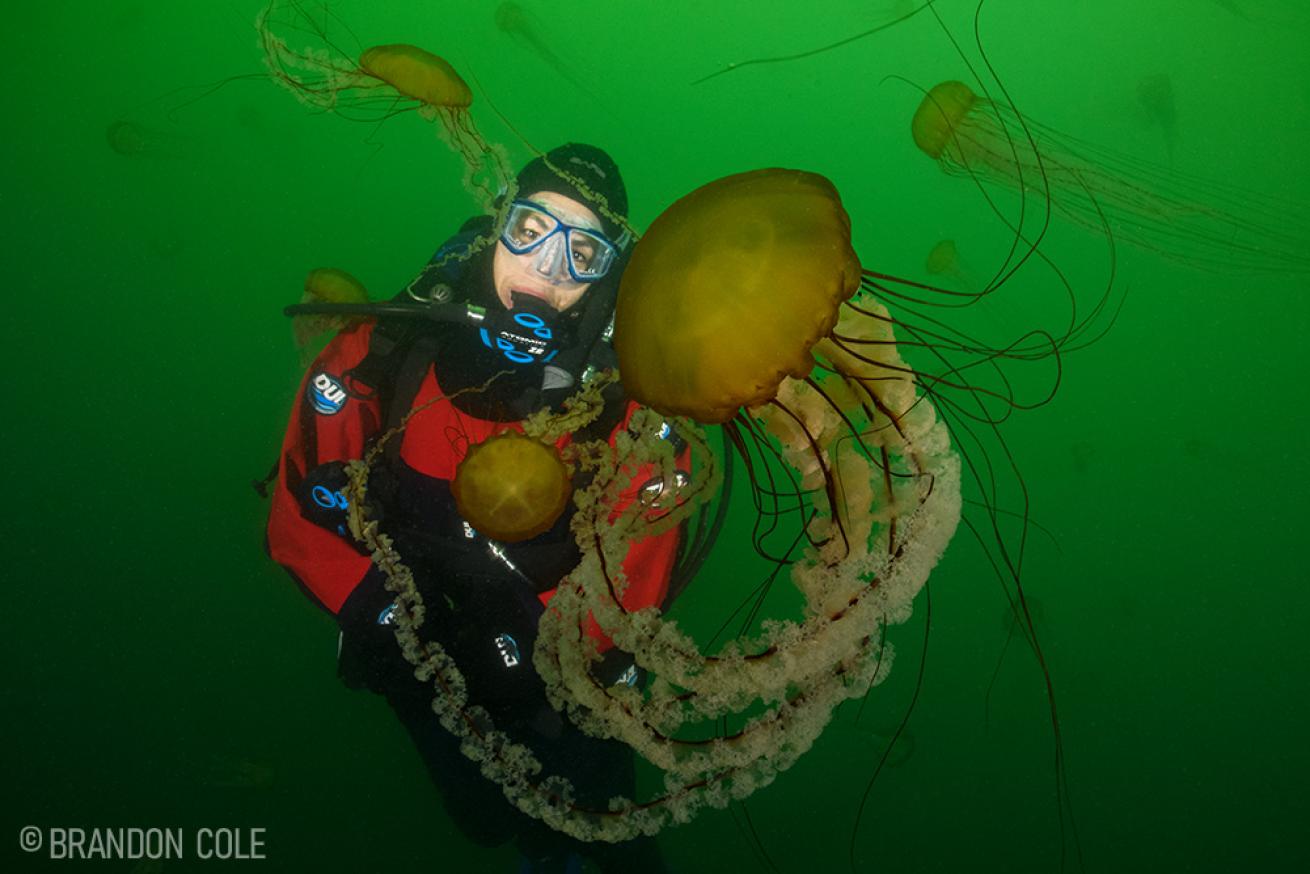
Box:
493;191;602;313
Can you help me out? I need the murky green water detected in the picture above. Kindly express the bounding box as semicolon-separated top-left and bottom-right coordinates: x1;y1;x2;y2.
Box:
5;1;1307;871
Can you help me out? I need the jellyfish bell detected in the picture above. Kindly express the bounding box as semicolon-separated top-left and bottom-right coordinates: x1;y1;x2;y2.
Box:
614;169;863;424
924;238;977;289
910;80;978;163
451;431;572;542
1135;73;1178;162
357;44;472;110
293;267;370;351
105;119;190;159
910;78;1310;274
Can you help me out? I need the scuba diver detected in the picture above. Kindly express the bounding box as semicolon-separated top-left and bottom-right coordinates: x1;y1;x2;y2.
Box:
265;144;684;874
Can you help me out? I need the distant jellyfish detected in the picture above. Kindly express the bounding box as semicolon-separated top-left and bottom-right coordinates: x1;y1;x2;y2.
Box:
494;1;600;102
105;119;189;159
293;268;371;354
258;1;511;212
924;239;977;290
911;79;1310;274
1136;73;1178;163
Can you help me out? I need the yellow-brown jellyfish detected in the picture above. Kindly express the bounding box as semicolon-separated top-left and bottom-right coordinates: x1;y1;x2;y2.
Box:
257;1;511;211
332;153;1144;856
451;431;572;542
911;79;1310;274
615;170;862;425
525;168;962;838
293;267;370;352
333;168;962;843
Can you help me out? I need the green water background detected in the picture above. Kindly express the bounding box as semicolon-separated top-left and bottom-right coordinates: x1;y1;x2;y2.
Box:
4;0;1308;871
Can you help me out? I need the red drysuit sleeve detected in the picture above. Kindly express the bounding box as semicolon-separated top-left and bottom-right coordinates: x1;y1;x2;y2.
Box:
266;322;382;614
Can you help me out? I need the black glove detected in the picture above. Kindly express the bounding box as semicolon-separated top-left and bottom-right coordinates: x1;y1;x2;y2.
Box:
335;568;424;694
442;574;548;721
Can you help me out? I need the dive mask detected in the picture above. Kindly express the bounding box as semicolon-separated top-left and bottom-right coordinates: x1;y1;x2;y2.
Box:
500;199;618;283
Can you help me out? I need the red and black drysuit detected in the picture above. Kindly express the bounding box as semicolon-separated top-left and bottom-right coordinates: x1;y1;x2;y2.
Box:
266;314;680;872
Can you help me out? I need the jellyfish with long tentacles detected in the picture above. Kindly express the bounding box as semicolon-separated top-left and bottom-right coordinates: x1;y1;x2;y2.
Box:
256;1;635;284
494;1;602;104
257;0;512;213
911;79;1310;274
336;170;963;842
341;165;1112;852
538;168;966;833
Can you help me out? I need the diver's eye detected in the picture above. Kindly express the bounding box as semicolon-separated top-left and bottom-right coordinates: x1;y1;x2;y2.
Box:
571;246;595;269
509;210;555;246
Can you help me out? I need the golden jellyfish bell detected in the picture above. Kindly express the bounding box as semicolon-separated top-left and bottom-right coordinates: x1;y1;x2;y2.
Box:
910;80;977;160
924;239;960;276
614;168;863;424
293;267;370;350
303;267;368;303
358;44;473;108
451;432;572;542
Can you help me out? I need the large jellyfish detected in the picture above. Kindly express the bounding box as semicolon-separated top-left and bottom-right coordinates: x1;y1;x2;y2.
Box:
911;79;1310;274
338;163;1097;852
544;169;962;823
341;168;963;844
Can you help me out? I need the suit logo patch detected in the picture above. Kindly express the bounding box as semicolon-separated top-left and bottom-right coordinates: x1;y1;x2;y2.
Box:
309;372;347;415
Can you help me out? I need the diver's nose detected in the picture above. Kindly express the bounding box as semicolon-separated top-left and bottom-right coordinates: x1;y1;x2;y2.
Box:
532;236;569;283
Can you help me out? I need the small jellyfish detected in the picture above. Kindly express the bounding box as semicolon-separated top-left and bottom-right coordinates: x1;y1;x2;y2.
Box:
494;1;600;102
293;268;370;353
924;239;977;290
911;79;1310;274
451;431;572;542
1136;73;1178;164
105;119;190;159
